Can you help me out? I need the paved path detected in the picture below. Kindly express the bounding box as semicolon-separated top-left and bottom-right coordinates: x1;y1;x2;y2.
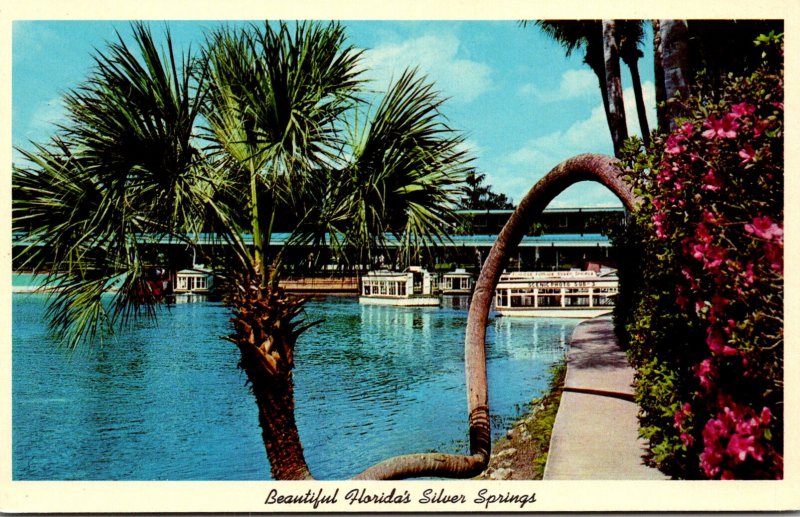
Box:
543;317;669;480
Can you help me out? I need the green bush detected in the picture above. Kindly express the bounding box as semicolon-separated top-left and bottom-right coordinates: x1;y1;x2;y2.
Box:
612;34;783;479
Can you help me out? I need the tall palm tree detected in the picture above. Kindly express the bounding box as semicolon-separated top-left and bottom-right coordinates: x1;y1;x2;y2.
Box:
13;21;474;480
532;20;629;157
618;20;651;146
601;20;628;156
656;19;691;130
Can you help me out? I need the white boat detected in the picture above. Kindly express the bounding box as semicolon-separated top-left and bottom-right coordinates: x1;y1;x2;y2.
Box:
174;265;214;295
494;268;618;318
441;268;474;295
359;267;440;306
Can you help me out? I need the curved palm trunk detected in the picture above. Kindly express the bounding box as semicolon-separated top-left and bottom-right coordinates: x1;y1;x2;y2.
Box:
352;154;639;480
658;19;691;130
238;155;639;481
602;20;628;157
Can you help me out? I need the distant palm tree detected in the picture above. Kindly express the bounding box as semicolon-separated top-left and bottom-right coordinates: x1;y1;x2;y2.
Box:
13;21;474;480
532;20;629;156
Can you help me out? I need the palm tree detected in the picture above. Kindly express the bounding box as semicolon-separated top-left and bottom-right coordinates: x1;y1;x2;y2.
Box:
13;21;475;480
532;20;629;157
601;20;628;156
13;23;214;348
618;20;651;146
656;19;691;131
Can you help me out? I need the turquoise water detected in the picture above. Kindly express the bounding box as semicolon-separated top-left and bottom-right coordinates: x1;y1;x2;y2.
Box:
12;293;575;480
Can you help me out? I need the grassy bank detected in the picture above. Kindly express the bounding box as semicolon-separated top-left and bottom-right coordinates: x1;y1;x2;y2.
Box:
476;359;567;480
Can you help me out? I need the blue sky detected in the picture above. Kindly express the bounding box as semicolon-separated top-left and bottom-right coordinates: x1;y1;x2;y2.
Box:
12;20;656;207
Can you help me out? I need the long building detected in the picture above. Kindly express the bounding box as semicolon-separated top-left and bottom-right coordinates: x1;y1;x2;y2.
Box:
12;206;626;277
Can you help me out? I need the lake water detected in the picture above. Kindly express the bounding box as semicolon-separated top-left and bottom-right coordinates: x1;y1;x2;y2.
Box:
12;293;576;480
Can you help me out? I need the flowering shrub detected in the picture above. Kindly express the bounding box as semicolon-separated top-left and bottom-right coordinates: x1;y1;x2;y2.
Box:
613;34;783;479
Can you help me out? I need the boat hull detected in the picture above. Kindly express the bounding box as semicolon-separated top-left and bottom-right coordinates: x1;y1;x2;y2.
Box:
358;296;440;307
495;307;612;319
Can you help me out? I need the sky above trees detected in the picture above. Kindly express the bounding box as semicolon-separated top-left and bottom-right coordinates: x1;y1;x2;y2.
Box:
12;19;657;207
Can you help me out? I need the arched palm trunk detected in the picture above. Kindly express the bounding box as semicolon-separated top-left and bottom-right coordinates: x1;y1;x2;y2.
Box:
351;154;640;480
235;155;638;480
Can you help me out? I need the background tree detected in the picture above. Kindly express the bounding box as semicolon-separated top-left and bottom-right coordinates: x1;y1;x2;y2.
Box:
458;171;514;210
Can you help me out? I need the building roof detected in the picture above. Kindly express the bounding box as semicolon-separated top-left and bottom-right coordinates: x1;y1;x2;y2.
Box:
13;231;612;248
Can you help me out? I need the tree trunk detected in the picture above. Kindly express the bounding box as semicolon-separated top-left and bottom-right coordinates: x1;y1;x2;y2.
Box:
585;36;614;151
230;278;313;480
626;57;651;147
352;154;639;480
602;20;628;157
659;19;691;130
653;20;668;131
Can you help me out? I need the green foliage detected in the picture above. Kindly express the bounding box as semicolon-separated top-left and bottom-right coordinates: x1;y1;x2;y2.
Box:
458;171;514;210
611;34;783;479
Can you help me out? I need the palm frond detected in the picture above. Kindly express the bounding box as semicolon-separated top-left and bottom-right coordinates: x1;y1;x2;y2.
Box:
13;22;214;348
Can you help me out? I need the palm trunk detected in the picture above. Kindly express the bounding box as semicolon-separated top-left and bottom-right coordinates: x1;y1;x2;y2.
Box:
626;57;651;147
585;39;614;151
659;19;691;130
353;154;640;480
653;20;668;132
230;278;313;480
602;20;628;157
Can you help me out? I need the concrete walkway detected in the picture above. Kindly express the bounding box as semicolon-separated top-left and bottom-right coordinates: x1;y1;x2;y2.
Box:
543;317;669;480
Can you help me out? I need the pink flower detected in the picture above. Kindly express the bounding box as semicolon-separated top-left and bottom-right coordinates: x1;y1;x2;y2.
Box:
665;133;686;155
753;119;771;138
731;102;756;118
707;294;728;323
727;433;764;463
674;402;692;429
703;246;727;270
653;211;669;239
695;359;716;391
701;169;724;191
745;215;783;241
739;144;755;164
764;241;783;274
696;223;714;244
702;210;718;224
760;407;772;425
702;113;740;139
706;327;737;356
